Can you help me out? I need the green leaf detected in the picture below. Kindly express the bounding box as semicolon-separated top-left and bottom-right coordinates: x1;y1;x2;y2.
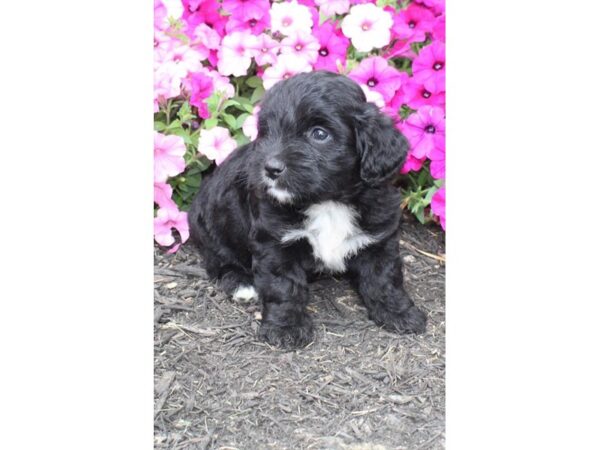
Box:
234;133;250;147
221;98;241;110
177;101;195;123
154;121;166;131
166;119;182;131
185;173;202;188
246;76;263;88
236;113;250;129
415;207;426;224
206;91;222;115
169;127;193;145
424;186;437;205
203;117;218;129
195;155;213;171
222;113;238;130
250;85;265;104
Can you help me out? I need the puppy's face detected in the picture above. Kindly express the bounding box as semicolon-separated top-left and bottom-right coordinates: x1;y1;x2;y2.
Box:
249;71;409;205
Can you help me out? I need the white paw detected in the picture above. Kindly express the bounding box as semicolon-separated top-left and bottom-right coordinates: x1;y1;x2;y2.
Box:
232;285;258;302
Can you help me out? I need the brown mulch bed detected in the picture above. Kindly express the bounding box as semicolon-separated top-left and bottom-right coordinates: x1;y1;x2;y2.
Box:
154;213;445;450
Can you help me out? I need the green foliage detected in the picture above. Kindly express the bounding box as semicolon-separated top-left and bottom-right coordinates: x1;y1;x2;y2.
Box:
154;76;267;211
400;163;443;225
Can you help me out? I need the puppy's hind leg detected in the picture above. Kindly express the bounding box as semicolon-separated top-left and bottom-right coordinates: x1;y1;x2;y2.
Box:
189;209;256;301
220;266;258;302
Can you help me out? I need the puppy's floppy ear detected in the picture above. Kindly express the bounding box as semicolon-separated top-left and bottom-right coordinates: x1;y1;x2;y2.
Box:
354;102;409;185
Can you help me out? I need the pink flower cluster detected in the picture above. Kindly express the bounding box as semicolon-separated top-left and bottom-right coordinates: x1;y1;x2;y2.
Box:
154;0;446;248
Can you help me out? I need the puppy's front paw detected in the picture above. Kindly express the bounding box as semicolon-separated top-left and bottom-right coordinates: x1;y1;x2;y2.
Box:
372;305;427;335
258;315;314;349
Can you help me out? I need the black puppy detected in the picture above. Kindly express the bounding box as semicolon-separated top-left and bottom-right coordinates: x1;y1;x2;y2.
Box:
188;71;426;349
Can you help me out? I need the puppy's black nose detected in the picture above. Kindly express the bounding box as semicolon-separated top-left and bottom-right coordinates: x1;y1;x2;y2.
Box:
264;159;286;179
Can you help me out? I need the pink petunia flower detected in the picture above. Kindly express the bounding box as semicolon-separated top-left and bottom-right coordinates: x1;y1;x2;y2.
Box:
315;0;349;17
154;206;190;252
242;105;260;141
360;85;385;108
392;3;435;43
158;42;204;84
155;131;187;183
349;56;405;103
262;53;312;89
341;3;393;52
189;72;213;119
191;23;221;59
412;40;445;93
217;31;259;77
280;31;320;64
154;65;182;108
198;126;238;165
270;0;314;36
430;186;445;230
312;21;349;72
401;105;445;159
154;181;177;210
251;33;280;66
400;77;445;110
222;0;270;21
154;0;167;30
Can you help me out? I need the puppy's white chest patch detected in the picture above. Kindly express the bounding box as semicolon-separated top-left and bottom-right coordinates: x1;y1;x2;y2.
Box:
281;201;375;272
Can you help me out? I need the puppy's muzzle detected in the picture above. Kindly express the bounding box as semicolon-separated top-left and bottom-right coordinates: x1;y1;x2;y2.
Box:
264;158;286;180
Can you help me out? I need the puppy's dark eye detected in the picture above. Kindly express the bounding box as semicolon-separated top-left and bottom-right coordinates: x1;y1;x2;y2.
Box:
310;127;329;142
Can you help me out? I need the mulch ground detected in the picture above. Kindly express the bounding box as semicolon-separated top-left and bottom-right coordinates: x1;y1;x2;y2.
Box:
154;213;445;450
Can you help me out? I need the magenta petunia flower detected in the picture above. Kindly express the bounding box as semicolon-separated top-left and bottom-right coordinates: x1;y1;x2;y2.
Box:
384;38;416;60
400;153;426;174
349;56;404;103
401;105;445;159
182;0;228;37
154;131;187;183
341;3;393;52
280;31;320;64
412;40;445;93
400;77;445;110
262;53;312;89
430;186;445;230
432;13;445;42
226;11;270;35
392;3;435;43
429;145;445;180
189;72;213;119
418;0;445;16
198;126;238;165
312;21;349;72
217;31;259;77
250;33;280;66
154;206;190;252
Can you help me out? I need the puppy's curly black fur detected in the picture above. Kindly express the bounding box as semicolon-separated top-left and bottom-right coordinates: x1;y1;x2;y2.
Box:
188;71;426;349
